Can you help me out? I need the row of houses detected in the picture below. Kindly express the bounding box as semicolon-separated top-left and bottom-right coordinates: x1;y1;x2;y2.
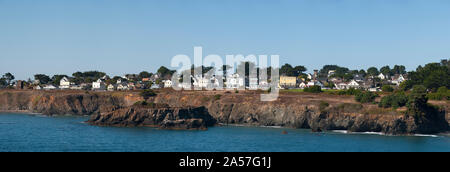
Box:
160;73;272;90
30;70;408;92
279;72;408;91
34;75;158;91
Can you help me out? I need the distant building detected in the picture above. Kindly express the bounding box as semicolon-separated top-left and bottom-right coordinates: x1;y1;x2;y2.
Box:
59;77;72;89
391;74;407;85
92;79;106;90
299;82;307;89
307;80;324;88
279;76;297;88
43;85;57;90
163;80;173;88
34;85;42;90
226;74;244;89
377;73;387;80
336;80;360;90
107;84;116;91
117;82;129;91
328;70;336;77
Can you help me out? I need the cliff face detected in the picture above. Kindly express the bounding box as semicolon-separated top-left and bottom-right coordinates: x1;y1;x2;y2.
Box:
1;90;448;134
0;91;125;115
87;106;216;130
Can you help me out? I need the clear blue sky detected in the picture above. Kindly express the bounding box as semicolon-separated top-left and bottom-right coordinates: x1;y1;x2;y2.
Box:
1;0;449;80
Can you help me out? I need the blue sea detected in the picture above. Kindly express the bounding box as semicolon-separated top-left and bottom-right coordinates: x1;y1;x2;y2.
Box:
0;113;449;152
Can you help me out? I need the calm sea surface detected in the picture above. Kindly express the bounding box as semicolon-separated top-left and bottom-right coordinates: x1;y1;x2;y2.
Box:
0;113;449;152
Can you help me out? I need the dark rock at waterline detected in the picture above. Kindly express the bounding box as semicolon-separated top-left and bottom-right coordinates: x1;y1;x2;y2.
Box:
87;106;216;130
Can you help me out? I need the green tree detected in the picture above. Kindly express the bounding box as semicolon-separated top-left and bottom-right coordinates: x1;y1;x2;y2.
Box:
304;85;322;93
392;65;406;75
381;85;394;92
423;70;449;92
138;71;152;79
380;66;391;76
157;66;175;79
355;92;378;103
51;75;69;85
378;92;408;109
140;89;157;102
319;65;349;78
2;73;15;85
280;64;294;76
399;80;414;91
358;69;366;76
0;78;7;87
34;74;51;84
367;67;379;76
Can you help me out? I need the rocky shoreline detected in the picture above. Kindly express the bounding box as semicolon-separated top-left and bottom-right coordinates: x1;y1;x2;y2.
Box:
0;90;448;134
87;106;216;130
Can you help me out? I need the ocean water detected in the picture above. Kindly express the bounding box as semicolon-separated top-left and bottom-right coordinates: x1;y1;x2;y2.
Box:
0;113;449;152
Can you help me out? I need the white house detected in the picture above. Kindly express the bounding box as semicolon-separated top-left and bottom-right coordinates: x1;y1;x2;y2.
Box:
306;73;313;80
34;85;42;90
107;84;116;91
117;82;129;91
336;80;360;90
299;82;307;89
192;75;221;89
368;87;381;92
347;80;361;89
377;73;387;80
59;77;72;89
391;74;406;85
307;81;324;87
43;85;57;90
328;70;336;77
258;80;270;90
92;79;106;90
163;80;173;88
249;77;259;90
150;84;161;89
225;74;244;89
336;83;348;90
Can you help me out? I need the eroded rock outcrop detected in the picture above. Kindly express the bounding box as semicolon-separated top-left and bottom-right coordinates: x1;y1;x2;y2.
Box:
87;106;216;130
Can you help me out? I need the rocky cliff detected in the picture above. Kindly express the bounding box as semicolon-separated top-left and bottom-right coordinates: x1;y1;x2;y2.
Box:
0;90;448;134
87;105;216;130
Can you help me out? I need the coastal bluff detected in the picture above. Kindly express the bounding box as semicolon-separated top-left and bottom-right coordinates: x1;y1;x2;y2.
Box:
0;90;448;134
87;105;216;130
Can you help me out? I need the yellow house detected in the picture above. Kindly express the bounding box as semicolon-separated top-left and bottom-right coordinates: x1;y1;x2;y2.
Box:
279;76;297;87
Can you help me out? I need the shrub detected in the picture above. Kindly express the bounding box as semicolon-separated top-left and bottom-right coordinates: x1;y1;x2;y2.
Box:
378;92;408;109
381;85;394;92
412;85;427;94
427;86;449;100
355;91;378;103
214;94;222;101
399;80;414;91
140;89;157;102
407;91;429;117
304;85;322;93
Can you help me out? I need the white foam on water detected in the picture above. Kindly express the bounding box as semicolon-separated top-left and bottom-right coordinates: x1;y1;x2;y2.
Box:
361;132;385;135
414;134;439;138
331;130;348;134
